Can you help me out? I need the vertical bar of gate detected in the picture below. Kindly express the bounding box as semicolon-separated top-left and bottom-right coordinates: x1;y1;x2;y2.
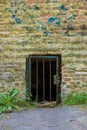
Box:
43;59;45;101
36;58;38;101
50;59;51;102
26;58;29;73
26;57;30;101
56;57;58;104
29;57;31;93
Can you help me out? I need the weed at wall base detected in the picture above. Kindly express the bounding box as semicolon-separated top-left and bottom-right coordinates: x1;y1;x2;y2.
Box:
64;92;87;105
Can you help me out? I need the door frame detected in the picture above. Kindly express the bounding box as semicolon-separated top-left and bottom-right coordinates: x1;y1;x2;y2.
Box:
25;54;61;105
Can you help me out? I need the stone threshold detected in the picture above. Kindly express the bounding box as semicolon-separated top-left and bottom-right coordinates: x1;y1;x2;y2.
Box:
37;101;57;108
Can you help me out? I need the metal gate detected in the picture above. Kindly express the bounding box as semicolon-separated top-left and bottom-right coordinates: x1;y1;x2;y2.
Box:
26;55;61;104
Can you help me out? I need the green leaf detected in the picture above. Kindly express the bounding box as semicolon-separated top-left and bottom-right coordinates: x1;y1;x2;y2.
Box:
0;107;3;114
7;106;12;111
8;88;14;96
9;88;19;99
12;104;19;109
2;106;6;112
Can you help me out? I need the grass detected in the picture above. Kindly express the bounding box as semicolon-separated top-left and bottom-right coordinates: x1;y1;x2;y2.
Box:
64;92;87;105
16;99;37;109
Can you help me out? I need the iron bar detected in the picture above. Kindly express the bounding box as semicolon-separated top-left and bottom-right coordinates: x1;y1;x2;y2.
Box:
26;57;30;73
50;59;52;102
43;59;45;101
32;56;58;59
36;58;38;101
56;58;58;104
29;57;31;93
26;58;28;73
26;57;30;101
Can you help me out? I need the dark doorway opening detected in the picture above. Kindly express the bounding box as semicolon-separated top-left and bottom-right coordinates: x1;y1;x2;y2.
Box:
26;55;61;104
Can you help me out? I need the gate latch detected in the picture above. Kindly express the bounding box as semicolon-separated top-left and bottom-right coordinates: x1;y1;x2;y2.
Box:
53;74;60;85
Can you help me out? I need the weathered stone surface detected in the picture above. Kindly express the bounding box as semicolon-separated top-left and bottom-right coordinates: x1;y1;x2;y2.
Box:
37;101;57;108
0;0;87;99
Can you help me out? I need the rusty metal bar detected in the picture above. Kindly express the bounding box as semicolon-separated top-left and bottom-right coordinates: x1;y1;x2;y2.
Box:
36;58;38;101
43;59;45;101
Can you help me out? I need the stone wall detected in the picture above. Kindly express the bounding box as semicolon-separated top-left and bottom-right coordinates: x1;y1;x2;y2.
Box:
0;0;87;98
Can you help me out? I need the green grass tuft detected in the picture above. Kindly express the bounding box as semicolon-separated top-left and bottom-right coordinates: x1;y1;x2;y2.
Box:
64;92;87;105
